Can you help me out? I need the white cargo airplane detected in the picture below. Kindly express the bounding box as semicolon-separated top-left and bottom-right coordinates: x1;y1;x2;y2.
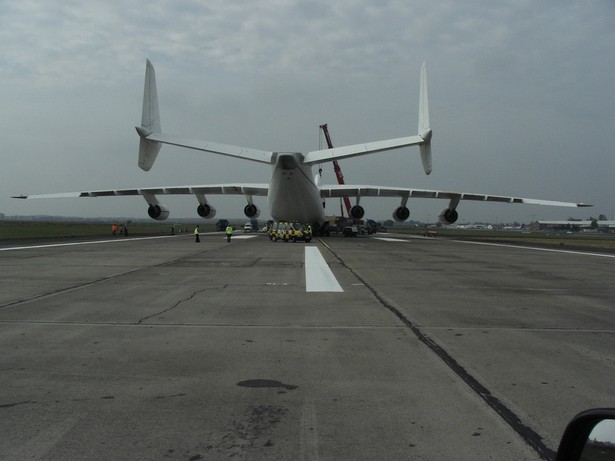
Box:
13;60;590;227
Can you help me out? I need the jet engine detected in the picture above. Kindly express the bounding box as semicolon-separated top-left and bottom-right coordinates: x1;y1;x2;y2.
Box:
439;208;459;224
393;206;410;222
197;203;216;219
148;204;170;221
244;203;261;219
350;205;365;220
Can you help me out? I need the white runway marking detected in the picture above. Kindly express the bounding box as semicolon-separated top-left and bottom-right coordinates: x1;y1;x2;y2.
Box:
304;246;343;292
453;239;615;258
373;237;410;242
0;233;259;252
0;235;175;252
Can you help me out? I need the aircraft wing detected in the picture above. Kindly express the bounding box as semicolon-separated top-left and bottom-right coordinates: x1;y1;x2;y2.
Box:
12;184;269;199
319;185;591;208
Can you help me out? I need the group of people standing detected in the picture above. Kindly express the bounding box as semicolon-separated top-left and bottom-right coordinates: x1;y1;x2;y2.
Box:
194;225;234;243
111;223;128;236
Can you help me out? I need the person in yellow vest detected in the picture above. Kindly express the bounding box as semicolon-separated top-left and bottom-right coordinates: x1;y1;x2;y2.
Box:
194;225;200;243
225;225;233;242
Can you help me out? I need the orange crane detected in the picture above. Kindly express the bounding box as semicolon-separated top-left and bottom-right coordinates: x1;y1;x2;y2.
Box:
319;124;352;218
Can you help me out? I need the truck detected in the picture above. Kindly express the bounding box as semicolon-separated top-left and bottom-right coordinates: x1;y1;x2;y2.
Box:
242;219;260;232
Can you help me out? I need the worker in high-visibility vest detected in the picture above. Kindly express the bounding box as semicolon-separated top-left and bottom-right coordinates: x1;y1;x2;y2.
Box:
194;225;200;243
225;225;234;243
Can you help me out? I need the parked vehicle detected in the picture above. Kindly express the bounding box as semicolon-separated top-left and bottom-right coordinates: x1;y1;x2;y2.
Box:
216;219;229;231
342;225;358;237
270;221;312;242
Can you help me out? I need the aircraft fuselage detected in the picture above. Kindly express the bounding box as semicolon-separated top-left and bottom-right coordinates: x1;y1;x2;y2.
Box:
268;153;324;224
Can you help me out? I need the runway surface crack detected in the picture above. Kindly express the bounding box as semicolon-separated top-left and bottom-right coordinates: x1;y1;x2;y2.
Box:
320;239;555;461
136;288;209;325
0;249;217;311
0;267;146;311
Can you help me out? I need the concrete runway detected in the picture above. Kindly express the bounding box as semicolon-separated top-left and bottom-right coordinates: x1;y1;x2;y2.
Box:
1;232;613;460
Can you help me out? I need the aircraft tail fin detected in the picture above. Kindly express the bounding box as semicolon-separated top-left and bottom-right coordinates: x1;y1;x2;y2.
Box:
302;62;433;172
418;62;432;175
136;59;162;171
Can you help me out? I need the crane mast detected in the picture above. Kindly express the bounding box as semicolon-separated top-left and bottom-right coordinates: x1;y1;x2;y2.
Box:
319;124;352;218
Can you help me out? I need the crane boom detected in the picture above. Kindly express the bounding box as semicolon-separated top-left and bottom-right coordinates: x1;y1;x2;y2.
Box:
319;124;352;217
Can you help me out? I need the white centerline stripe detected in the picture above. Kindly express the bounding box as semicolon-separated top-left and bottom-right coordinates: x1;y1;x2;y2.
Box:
304;246;343;292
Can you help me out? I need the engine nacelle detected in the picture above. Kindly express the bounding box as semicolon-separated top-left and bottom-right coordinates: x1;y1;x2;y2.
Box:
393;206;410;222
350;205;365;220
244;203;261;219
197;203;216;219
148;204;170;221
439;208;459;224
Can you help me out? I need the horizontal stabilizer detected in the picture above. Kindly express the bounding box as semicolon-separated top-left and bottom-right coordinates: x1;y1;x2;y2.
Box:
303;62;432;175
304;135;424;165
136;59;274;167
145;132;274;164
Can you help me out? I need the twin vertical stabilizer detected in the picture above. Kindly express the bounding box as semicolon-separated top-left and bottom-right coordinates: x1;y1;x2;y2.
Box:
301;62;433;173
137;59;162;171
418;62;432;175
136;59;432;173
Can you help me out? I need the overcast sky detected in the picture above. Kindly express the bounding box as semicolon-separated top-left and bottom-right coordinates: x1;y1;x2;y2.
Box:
1;0;613;223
